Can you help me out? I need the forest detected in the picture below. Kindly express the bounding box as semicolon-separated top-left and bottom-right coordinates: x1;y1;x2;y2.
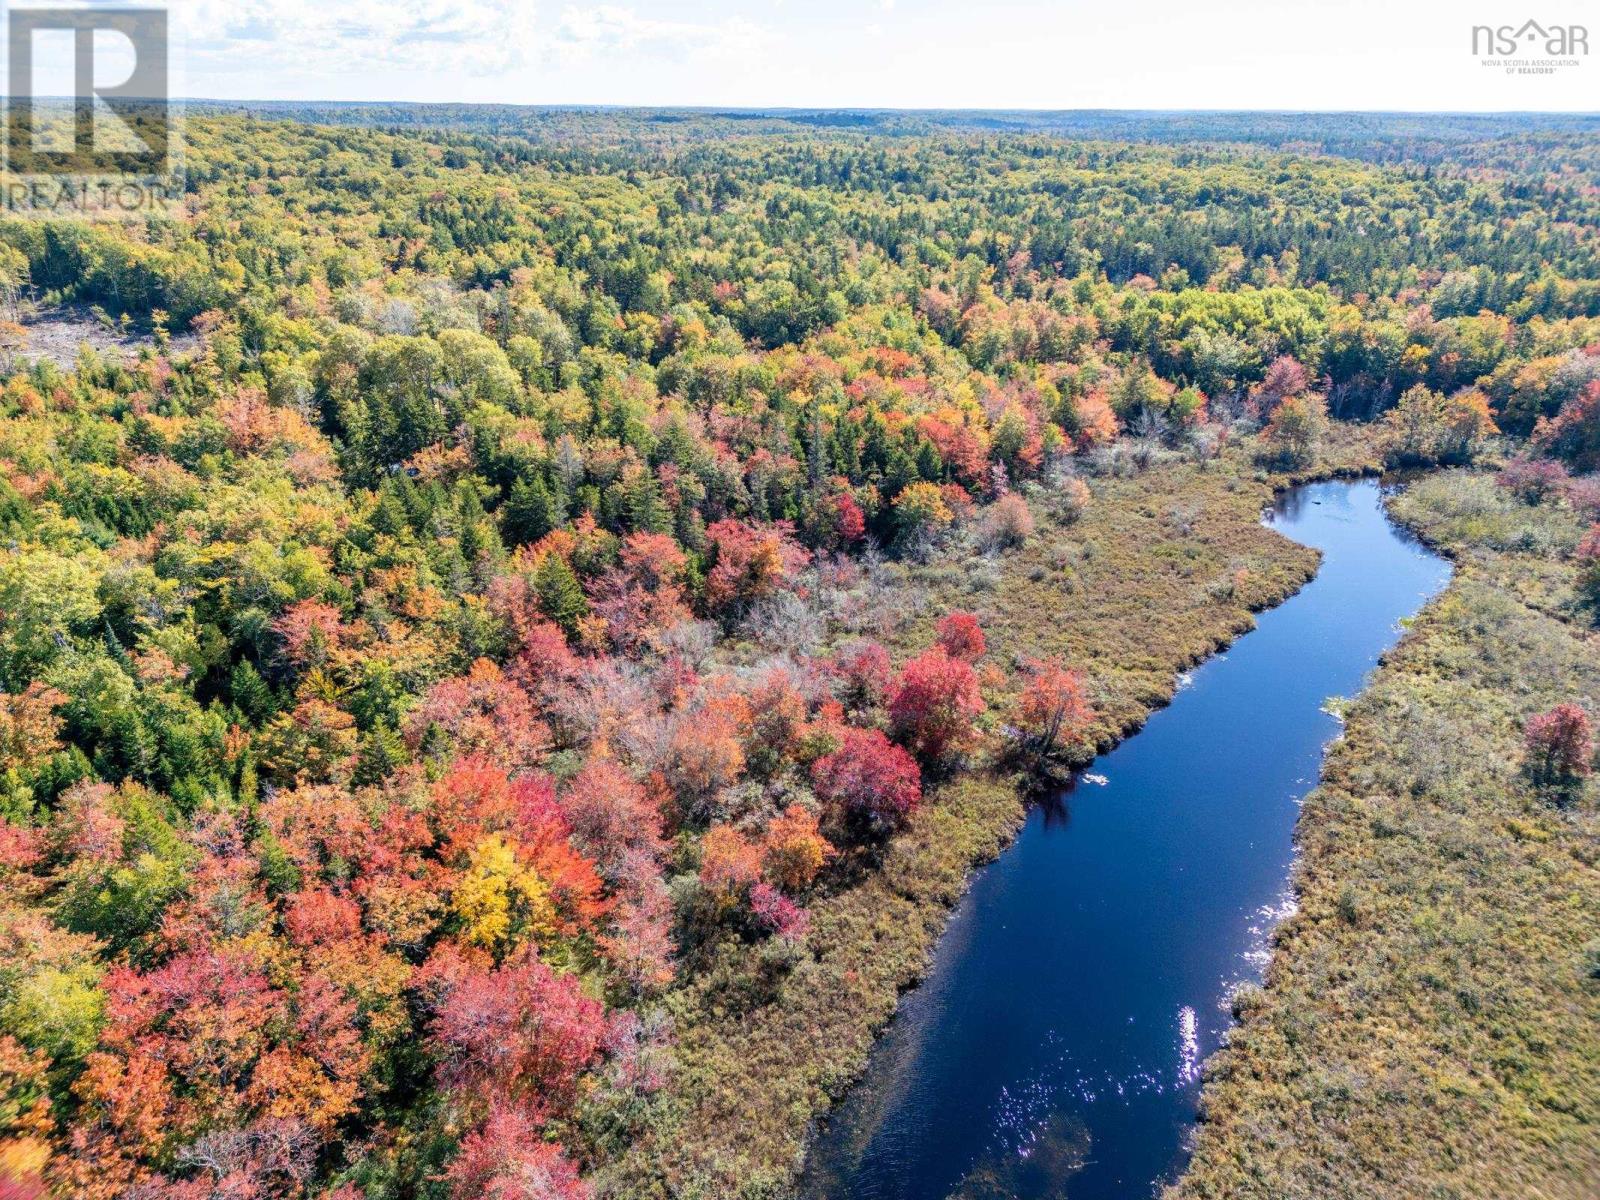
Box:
0;108;1595;1199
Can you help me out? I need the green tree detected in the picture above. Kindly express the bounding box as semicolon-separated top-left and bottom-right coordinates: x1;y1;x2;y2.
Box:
503;475;559;545
534;552;588;636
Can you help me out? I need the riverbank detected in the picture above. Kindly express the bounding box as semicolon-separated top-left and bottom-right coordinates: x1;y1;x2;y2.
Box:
1170;470;1600;1200
802;477;1453;1199
595;429;1381;1199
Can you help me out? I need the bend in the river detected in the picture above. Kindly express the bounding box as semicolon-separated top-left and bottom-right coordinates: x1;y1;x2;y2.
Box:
801;478;1452;1200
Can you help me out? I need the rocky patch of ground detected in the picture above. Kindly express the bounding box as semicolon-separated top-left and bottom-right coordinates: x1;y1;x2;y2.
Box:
8;305;202;370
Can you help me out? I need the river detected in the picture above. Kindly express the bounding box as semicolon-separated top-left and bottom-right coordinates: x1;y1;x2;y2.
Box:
800;478;1452;1200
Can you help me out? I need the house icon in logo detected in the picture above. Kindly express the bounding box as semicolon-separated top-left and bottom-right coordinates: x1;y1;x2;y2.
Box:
1512;19;1548;42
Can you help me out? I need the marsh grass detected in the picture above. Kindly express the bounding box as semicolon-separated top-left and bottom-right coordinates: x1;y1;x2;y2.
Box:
1172;473;1600;1200
593;438;1365;1199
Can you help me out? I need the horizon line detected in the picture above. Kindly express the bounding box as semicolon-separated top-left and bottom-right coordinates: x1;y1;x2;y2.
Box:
180;100;1600;117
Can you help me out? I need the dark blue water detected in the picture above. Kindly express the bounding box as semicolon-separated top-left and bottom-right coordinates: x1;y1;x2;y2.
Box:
802;479;1451;1200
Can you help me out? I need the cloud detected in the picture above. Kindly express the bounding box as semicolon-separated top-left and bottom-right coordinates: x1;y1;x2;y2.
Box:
552;5;767;66
172;1;768;86
174;0;534;79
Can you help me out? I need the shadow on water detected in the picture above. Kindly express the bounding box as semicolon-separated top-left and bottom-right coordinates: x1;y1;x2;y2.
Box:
1032;785;1073;832
800;478;1452;1200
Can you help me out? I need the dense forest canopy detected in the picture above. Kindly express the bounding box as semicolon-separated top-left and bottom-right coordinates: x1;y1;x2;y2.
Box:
207;103;1600;163
0;109;1595;1200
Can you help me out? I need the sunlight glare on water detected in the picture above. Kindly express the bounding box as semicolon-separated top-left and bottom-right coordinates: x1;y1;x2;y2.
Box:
802;479;1452;1200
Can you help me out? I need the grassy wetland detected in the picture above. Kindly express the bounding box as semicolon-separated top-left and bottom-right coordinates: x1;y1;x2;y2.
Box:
1173;470;1599;1200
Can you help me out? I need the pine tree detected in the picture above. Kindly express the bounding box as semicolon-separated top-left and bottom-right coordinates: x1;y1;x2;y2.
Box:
802;396;825;490
885;443;919;496
229;660;276;726
862;408;891;476
624;470;671;535
456;484;502;576
502;475;557;545
831;417;863;482
371;478;411;538
353;722;408;786
534;552;588;636
357;392;399;481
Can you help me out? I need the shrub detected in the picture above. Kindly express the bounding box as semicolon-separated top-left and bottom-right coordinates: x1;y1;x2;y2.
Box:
703;519;810;619
888;646;985;765
749;882;809;942
1056;476;1092;523
1383;384;1497;465
1564;475;1600;521
1532;381;1600;472
1262;392;1328;466
978;493;1034;550
1497;456;1569;503
892;482;954;555
833;640;892;715
1251;355;1311;412
446;1108;589;1200
810;727;922;834
1577;525;1600;611
1523;703;1594;787
698;824;763;897
760;805;834;891
935;611;986;662
1011;658;1095;766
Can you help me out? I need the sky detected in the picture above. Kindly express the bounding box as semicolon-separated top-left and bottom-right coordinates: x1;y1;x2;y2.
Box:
15;0;1600;111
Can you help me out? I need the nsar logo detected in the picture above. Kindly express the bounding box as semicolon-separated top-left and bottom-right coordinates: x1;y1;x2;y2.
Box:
1471;19;1589;75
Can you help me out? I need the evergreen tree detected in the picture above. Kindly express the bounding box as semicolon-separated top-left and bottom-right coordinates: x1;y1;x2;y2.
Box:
371;478;412;538
456;483;501;575
885;443;919;497
831;417;863;482
534;552;588;636
502;475;558;545
353;722;408;786
229;660;276;726
624;470;672;534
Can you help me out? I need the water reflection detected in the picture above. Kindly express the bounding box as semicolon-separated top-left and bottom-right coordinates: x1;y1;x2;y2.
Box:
1033;786;1073;831
802;480;1451;1200
948;1112;1090;1199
